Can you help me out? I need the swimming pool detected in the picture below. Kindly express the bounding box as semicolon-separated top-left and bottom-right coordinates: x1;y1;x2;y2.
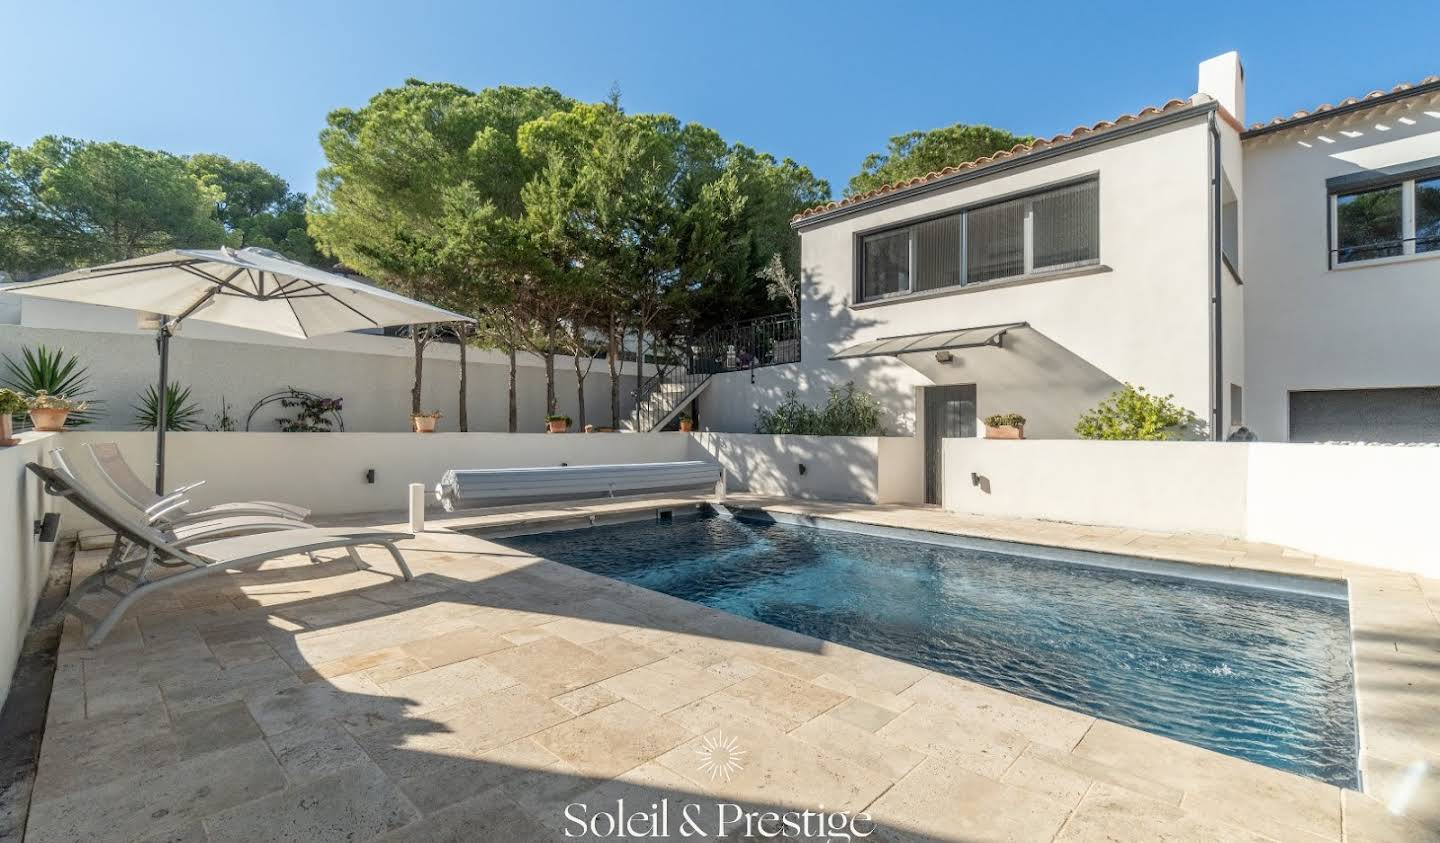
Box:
493;509;1359;787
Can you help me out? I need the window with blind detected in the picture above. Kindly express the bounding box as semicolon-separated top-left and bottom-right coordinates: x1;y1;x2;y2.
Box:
856;178;1099;303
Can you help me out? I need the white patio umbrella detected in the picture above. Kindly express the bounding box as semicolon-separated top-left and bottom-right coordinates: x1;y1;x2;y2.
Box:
5;246;471;492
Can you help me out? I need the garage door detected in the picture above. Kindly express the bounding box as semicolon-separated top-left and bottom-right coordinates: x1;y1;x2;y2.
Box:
1289;387;1440;443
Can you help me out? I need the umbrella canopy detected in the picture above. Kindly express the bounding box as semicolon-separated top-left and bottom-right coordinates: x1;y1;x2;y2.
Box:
5;246;469;338
5;246;473;493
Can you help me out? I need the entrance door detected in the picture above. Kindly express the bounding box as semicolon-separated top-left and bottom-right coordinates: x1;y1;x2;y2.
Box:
924;384;977;505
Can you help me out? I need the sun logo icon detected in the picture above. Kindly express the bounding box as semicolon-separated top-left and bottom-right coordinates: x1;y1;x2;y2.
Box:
694;731;747;782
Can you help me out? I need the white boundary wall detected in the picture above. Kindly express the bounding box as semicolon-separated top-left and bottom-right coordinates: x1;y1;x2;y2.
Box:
53;431;693;519
1246;444;1440;577
0;434;59;710
943;439;1438;576
0;322;640;434
689;433;922;504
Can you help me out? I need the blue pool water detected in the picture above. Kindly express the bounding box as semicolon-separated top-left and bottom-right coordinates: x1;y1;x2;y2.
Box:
495;511;1359;787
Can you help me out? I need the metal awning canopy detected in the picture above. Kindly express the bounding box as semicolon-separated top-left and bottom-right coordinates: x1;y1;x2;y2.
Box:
829;322;1026;360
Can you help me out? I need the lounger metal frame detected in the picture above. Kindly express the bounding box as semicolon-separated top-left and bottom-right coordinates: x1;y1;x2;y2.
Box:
84;441;310;524
27;462;413;647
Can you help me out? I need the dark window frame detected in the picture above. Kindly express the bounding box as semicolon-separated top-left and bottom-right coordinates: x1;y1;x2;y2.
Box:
852;174;1100;305
1327;160;1440;269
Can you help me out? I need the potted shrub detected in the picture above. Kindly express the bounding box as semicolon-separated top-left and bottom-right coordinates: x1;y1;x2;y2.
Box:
984;412;1026;440
546;414;571;433
0;388;25;445
27;391;88;432
677;412;694;432
411;410;443;433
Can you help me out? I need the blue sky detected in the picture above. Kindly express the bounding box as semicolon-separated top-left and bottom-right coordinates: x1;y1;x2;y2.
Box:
4;0;1437;198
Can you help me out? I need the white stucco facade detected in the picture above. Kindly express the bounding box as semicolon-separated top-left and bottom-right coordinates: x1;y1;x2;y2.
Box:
1242;87;1440;441
702;52;1440;456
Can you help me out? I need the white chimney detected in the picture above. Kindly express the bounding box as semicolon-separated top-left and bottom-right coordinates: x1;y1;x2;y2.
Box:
1197;51;1245;125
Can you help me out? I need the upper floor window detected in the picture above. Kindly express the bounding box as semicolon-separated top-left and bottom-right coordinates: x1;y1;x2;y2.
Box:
1330;169;1440;266
855;178;1099;303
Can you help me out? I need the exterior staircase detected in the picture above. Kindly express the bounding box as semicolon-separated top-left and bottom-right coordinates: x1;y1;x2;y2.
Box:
621;313;799;432
620;372;713;432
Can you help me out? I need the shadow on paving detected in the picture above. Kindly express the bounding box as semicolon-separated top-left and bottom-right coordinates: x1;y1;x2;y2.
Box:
24;544;942;842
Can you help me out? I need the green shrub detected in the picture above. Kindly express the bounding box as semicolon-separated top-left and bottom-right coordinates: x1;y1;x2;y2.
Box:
755;382;885;436
0;388;27;416
984;413;1026;428
2;345;101;427
134;382;204;431
1074;384;1205;441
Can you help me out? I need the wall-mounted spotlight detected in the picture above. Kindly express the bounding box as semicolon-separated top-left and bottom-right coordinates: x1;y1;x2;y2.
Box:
935;350;953;363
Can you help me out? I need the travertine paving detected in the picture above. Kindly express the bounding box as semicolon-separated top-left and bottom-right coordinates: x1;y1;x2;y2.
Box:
26;496;1440;841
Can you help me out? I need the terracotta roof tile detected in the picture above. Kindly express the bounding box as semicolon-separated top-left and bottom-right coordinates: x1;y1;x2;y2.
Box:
1247;75;1440;132
792;98;1196;223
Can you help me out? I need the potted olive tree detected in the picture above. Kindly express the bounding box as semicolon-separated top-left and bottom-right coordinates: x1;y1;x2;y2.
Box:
411;410;443;433
27;391;88;432
0;388;26;445
546;414;571;433
983;413;1026;440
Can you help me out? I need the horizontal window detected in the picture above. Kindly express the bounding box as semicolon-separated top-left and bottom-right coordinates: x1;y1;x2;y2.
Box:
1330;171;1440;267
855;178;1099;303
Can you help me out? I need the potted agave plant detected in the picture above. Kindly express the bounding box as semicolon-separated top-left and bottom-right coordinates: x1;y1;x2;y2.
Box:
546;414;571;433
984;412;1026;440
677;412;694;433
27;391;88;432
411;410;443;433
0;388;25;446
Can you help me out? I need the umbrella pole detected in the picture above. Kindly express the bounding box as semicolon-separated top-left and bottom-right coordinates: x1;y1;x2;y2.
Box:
154;318;170;495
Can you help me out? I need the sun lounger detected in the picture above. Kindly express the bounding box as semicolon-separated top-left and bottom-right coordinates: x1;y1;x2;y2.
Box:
433;460;726;512
28;461;413;647
84;441;310;524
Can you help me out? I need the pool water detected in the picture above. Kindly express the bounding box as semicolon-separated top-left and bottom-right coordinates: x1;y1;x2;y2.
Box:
495;512;1359;787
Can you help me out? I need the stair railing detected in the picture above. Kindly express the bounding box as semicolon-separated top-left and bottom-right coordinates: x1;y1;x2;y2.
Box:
627;312;800;431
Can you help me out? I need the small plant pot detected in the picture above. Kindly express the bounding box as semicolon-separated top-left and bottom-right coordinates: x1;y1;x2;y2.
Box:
583;424;596;433
984;424;1024;440
678;419;694;432
0;414;17;446
29;408;69;432
547;419;569;434
412;415;439;433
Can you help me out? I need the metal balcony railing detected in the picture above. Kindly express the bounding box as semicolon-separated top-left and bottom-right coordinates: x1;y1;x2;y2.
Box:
626;312;800;431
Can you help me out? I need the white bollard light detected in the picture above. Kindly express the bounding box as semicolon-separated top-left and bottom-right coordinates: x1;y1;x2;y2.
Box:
408;483;426;532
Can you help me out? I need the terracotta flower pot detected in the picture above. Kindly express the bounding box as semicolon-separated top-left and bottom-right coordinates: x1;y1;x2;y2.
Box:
547;419;569;434
412;415;439;433
29;408;69;432
678;419;694;432
0;414;16;446
984;424;1024;440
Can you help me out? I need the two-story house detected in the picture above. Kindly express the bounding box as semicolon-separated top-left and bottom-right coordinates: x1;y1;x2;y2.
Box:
696;52;1440;501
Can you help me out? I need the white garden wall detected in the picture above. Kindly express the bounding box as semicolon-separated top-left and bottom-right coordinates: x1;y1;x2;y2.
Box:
943;438;1438;576
51;431;694;521
0;434;59;711
1246;444;1440;576
689;433;921;504
942;439;1249;536
0;322;639;434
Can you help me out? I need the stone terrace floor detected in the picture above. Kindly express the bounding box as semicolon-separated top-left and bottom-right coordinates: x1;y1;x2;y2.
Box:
22;496;1440;841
